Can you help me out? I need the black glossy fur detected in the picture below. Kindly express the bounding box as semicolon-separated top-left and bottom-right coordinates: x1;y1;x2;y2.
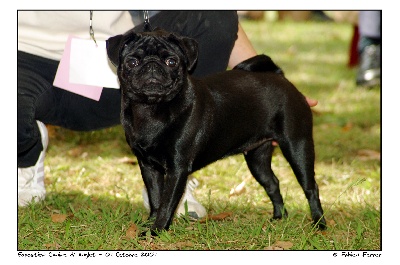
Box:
107;29;326;235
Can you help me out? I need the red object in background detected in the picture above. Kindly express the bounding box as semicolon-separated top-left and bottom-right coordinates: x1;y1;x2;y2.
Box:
348;25;359;68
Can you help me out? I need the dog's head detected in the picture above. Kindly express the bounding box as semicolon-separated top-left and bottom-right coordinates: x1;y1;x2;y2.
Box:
107;28;198;104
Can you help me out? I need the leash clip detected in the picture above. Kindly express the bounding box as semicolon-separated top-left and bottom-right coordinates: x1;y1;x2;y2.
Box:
89;11;98;46
143;10;153;32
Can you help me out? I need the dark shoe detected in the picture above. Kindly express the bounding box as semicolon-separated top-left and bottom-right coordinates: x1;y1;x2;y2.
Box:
356;44;381;87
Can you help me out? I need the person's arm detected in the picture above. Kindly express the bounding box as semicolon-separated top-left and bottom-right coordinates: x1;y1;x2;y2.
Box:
228;23;257;68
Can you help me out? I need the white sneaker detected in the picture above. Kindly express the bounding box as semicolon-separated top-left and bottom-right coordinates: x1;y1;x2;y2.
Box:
142;177;207;219
18;121;48;207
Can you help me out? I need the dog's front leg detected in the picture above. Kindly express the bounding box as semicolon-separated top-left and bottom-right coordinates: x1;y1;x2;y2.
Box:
151;170;189;235
138;159;165;220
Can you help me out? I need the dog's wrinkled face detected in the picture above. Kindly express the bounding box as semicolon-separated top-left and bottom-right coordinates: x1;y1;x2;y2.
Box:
107;29;198;104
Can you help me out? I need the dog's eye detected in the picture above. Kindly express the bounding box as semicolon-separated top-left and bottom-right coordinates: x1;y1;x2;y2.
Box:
126;58;140;68
165;58;177;67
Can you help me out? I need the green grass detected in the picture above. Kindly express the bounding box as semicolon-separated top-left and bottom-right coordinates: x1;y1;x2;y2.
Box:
18;18;381;250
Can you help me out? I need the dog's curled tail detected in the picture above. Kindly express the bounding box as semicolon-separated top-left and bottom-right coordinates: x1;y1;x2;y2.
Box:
233;54;284;75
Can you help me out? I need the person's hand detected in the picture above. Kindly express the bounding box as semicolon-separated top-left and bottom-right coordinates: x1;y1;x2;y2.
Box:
272;97;318;146
306;97;318;107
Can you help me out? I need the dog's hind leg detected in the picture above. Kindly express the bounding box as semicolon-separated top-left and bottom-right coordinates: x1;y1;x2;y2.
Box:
278;138;327;230
244;141;288;220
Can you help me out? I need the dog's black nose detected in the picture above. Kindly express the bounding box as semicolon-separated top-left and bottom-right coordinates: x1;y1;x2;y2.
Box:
145;62;162;76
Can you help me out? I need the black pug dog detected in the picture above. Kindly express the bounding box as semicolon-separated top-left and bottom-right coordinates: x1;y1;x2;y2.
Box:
106;28;326;235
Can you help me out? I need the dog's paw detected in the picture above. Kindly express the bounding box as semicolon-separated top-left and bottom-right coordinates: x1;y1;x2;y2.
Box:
272;207;288;220
313;219;328;231
150;229;160;237
149;227;167;237
138;228;159;238
139;230;161;238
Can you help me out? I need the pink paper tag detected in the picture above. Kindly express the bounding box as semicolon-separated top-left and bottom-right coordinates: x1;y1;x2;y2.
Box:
53;35;103;101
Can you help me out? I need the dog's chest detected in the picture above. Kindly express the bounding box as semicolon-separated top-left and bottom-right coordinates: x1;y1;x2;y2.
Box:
125;118;165;151
122;107;175;155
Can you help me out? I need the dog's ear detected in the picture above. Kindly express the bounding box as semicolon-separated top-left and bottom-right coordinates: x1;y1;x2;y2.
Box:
106;34;123;67
106;33;139;67
168;33;198;73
